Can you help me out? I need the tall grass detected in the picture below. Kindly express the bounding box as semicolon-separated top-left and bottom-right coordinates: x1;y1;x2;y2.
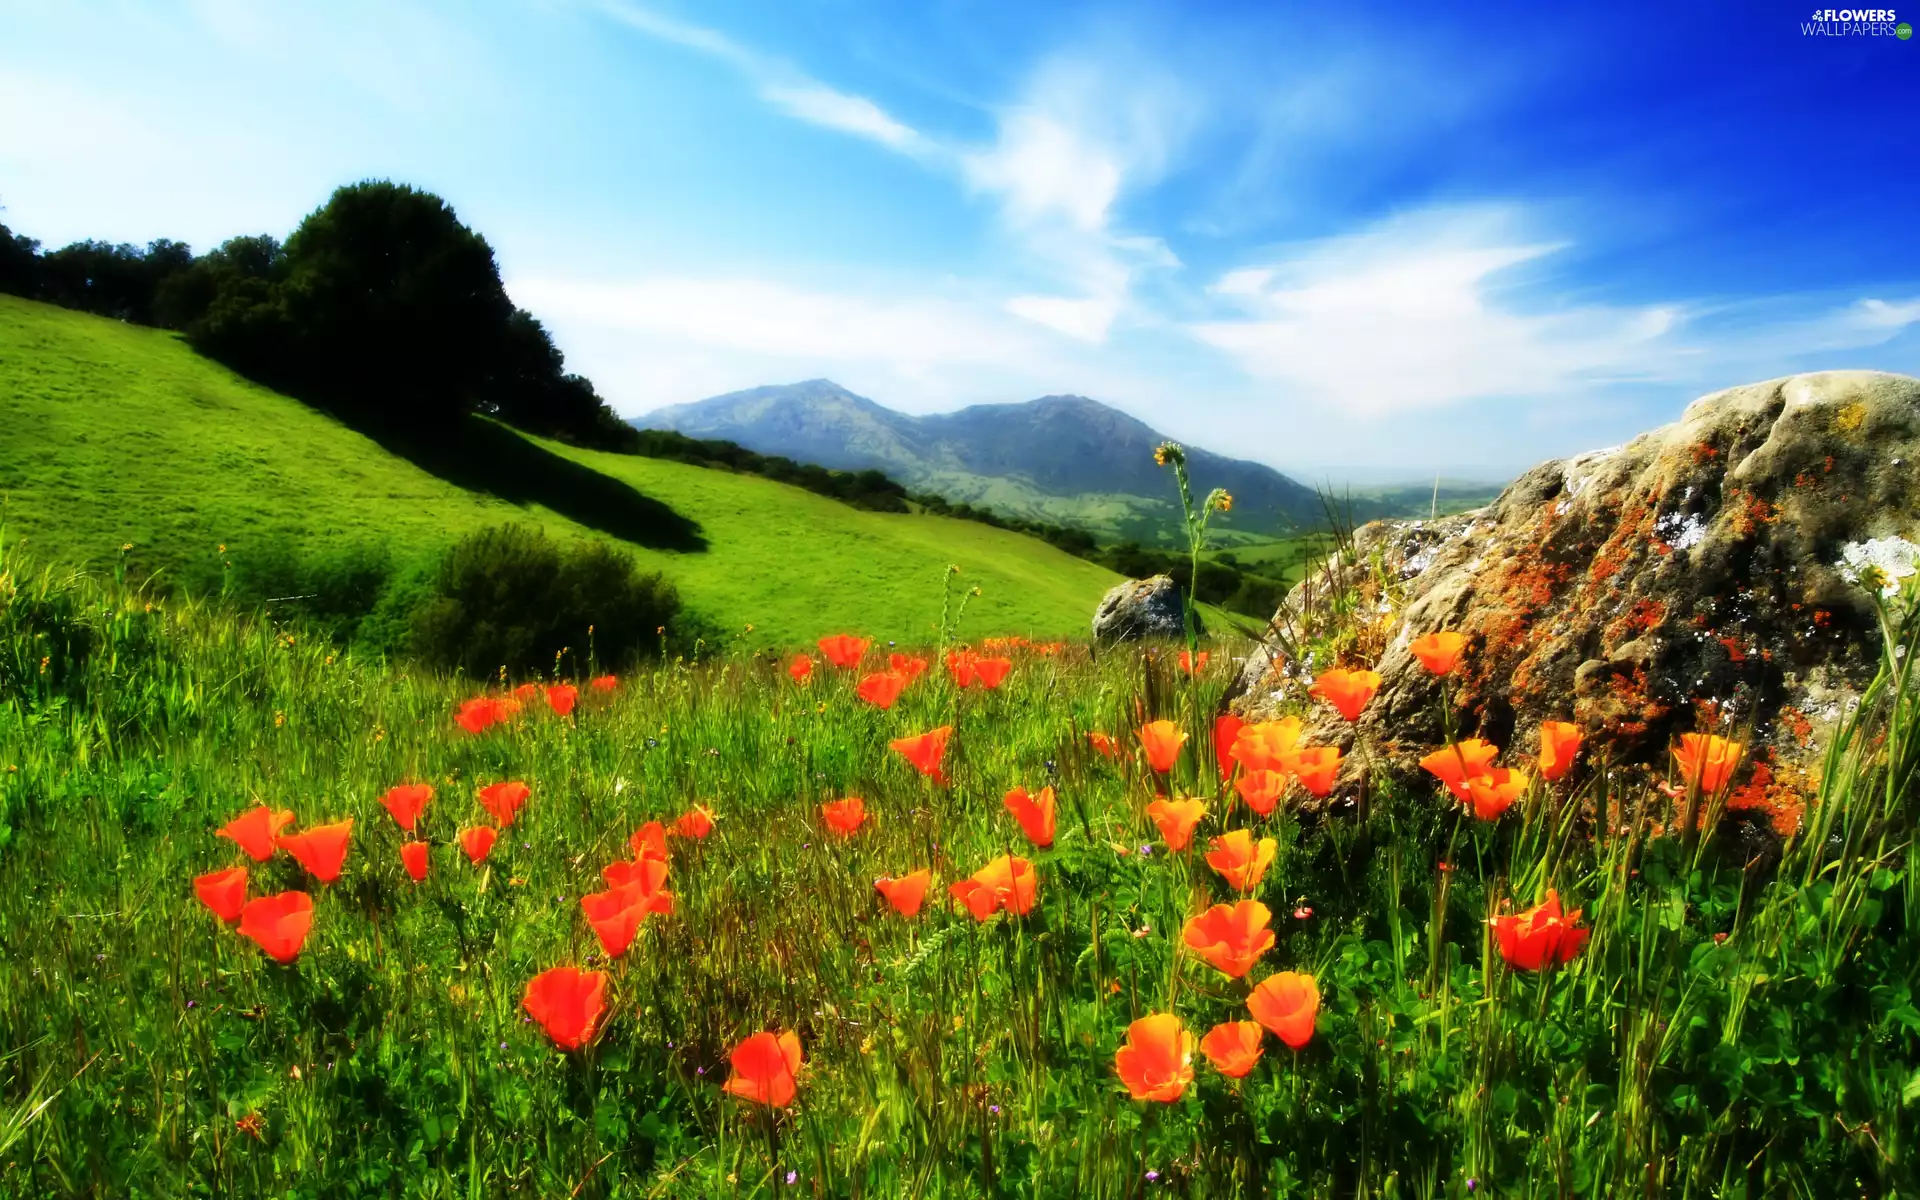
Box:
0;538;1914;1197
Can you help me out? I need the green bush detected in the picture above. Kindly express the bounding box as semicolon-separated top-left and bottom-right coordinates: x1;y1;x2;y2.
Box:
407;523;678;679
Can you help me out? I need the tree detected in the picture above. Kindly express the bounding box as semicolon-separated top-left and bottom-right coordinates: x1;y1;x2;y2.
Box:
265;181;516;427
0;221;39;297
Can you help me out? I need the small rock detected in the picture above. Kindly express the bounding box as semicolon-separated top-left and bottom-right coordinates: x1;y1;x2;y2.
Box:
1092;575;1200;642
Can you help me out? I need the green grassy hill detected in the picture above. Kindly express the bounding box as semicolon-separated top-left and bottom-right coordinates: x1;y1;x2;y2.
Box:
0;295;1119;646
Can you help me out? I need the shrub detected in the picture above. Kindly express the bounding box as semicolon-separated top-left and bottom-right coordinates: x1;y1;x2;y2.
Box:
407;524;678;679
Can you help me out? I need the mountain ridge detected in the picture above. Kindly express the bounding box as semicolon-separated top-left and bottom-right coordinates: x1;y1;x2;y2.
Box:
638;380;1322;540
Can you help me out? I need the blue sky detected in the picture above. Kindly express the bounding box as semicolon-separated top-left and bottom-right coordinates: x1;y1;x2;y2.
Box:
2;0;1916;480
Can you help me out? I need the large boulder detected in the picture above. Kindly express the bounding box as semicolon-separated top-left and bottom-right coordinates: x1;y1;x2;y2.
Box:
1231;371;1920;831
1093;574;1202;642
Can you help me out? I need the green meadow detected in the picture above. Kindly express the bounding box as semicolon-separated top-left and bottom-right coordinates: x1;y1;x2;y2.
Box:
0;295;1118;648
0;537;1915;1196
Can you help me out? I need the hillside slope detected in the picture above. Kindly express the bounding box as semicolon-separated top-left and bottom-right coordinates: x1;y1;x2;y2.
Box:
0;296;1119;645
639;379;1323;541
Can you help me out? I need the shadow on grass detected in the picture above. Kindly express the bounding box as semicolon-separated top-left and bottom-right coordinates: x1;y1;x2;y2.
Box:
347;413;708;553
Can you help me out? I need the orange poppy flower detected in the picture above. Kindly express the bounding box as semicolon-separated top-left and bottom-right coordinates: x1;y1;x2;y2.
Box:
1206;829;1276;893
1213;713;1245;783
1489;889;1590;971
522;966;607;1051
399;841;430;883
1002;786;1056;847
378;784;433;834
1178;649;1210;675
1114;1013;1194;1103
1292;746;1343;799
1410;631;1468;675
630;820;669;863
890;726;952;783
217;805;295;862
512;682;541;705
589;674;618;693
1231;718;1303;775
455;696;512;735
1310;668;1382;722
581;867;673;958
194;866;248;924
1200;1020;1265;1079
723;1031;803;1107
1419;739;1501;802
889;653;928;680
459;825;498;865
946;648;979;688
1673;733;1744;794
1138;720;1187;773
821;797;867;838
277;819;354;884
1537;720;1584;782
1182;900;1276;978
1146;795;1206;851
972;656;1013;689
1247;971;1319;1049
478;781;531;829
855;671;909;709
875;869;933;917
545;684;578;717
1235;769;1288;816
673;806;716;840
238;891;314;964
602;854;671;895
1464;766;1530;821
817;633;869;670
1087;730;1120;758
788;654;815;684
949;855;1038;920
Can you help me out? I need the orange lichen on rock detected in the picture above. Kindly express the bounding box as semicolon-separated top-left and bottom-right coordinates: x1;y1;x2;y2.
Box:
1724;755;1809;836
1603;599;1667;649
1729;491;1779;537
1779;705;1814;747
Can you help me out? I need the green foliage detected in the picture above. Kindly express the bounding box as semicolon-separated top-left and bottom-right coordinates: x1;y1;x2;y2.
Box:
408;524;679;678
631;429;912;512
1;547;1914;1196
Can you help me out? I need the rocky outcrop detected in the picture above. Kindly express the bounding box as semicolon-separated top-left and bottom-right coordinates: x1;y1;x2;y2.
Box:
1093;575;1201;642
1232;371;1920;830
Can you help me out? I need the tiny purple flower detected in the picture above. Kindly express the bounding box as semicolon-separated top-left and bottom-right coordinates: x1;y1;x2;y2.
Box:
1466;1181;1478;1194
1139;844;1153;857
1146;1170;1160;1182
989;1104;1000;1115
786;1171;797;1185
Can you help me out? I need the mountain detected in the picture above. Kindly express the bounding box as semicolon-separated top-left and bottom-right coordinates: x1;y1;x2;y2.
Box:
0;296;1118;646
638;380;1324;542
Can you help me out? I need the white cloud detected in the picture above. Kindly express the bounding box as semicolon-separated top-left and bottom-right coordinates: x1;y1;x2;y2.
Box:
760;84;923;152
962;56;1195;343
1849;297;1920;331
595;1;930;158
514;276;1028;367
963;111;1122;233
1189;209;1688;414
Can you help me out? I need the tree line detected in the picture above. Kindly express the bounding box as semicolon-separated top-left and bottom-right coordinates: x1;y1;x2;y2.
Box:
0;181;633;448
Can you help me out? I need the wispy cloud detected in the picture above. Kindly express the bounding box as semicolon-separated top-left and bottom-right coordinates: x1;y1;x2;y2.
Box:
1187;205;1920;422
962;54;1194;343
1189;208;1690;414
595;2;933;158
